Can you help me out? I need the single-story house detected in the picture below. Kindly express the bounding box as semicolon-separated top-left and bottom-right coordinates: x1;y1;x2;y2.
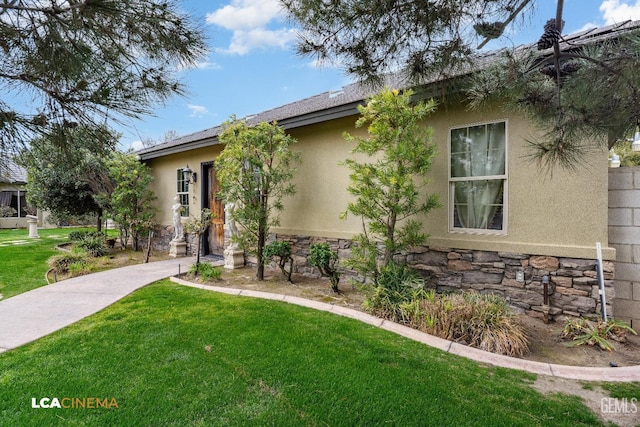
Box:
139;22;639;321
0;158;30;229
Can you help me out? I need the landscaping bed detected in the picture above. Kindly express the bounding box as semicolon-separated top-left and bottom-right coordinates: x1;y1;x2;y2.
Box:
186;265;640;369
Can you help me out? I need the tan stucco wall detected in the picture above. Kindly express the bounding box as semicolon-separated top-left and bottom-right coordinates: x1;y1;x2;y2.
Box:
143;103;613;260
144;145;223;226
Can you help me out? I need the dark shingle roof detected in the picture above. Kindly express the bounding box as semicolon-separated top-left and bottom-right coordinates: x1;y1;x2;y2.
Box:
0;158;27;184
138;20;640;160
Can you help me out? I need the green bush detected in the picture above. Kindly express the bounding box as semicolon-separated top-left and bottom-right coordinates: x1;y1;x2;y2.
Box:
363;262;427;321
364;265;529;357
48;253;89;274
188;263;222;281
308;243;341;292
76;233;110;257
263;240;294;282
562;318;637;351
68;260;92;276
68;230;88;241
399;292;529;357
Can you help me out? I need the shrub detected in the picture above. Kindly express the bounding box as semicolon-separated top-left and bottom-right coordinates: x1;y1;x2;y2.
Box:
308;243;341;292
263;241;294;282
562;318;637;351
48;253;88;274
363;262;427;321
364;268;529;357
68;230;89;241
68;261;92;276
76;233;110;257
188;263;222;281
399;292;529;357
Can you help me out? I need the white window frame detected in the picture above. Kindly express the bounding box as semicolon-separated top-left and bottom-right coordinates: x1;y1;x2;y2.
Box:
176;169;189;217
448;120;508;235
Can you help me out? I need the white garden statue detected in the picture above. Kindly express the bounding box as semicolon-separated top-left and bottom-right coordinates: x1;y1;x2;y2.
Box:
225;202;239;248
171;195;184;241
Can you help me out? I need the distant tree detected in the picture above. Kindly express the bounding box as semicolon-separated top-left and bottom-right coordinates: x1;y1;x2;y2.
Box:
137;130;181;149
106;152;157;250
215;119;301;280
0;1;207;152
20;125;117;229
341;89;440;282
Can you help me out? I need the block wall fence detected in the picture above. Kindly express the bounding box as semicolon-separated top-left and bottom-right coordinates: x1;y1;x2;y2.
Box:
609;167;640;328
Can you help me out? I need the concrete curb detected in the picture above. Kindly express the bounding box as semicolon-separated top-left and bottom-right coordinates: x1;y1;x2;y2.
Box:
171;276;640;382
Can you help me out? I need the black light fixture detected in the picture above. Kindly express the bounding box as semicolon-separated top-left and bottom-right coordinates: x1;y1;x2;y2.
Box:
182;164;197;183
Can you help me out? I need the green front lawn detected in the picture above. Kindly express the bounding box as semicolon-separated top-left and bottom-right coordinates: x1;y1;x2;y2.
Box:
0;280;606;426
0;227;93;299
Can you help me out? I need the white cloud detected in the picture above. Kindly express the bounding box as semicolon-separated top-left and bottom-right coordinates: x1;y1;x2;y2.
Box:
188;104;209;118
600;0;640;24
129;140;145;151
195;61;222;70
576;22;598;33
206;0;296;55
224;28;298;55
206;0;283;30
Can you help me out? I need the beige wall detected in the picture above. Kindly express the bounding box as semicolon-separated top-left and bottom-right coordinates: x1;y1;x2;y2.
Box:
144;103;613;260
145;145;223;226
278;105;613;260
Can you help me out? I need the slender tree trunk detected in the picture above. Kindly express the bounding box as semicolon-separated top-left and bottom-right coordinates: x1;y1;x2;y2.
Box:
257;225;265;280
96;209;102;232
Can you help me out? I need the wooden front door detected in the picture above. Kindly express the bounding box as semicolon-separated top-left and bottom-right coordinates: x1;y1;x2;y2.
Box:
206;166;225;255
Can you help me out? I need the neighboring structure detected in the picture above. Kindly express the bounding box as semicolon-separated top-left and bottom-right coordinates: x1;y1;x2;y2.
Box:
0;158;30;229
138;22;640;320
609;167;640;328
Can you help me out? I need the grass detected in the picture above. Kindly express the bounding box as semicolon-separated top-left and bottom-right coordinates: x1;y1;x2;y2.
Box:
2;227;640;425
0;227;94;299
0;280;614;426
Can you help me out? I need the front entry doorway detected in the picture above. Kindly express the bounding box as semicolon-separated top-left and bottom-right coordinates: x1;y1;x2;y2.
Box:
202;163;225;256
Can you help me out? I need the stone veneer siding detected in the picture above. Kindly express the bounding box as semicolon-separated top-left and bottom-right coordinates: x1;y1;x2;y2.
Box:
272;234;615;321
609;167;640;328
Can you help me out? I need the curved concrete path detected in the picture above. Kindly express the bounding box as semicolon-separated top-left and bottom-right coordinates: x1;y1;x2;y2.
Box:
1;258;639;382
0;257;194;353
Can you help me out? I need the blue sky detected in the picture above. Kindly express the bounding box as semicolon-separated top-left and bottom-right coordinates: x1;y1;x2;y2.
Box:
123;0;640;150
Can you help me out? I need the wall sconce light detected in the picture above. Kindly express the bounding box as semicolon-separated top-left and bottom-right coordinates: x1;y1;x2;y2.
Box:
182;164;197;183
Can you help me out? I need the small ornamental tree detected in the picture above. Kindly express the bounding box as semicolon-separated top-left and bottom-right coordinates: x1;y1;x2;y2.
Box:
263;240;294;282
215;118;301;280
184;208;213;268
308;243;341;293
105;152;157;250
341;88;440;283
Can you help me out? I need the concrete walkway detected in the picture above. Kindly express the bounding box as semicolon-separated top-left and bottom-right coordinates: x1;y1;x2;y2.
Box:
0;257;194;353
1;258;639;382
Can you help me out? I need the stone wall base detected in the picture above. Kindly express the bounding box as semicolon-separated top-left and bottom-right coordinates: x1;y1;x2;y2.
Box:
271;233;615;322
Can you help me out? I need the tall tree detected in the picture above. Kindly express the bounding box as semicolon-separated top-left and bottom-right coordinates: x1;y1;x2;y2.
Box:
106;152;157;251
466;4;640;169
0;0;207;152
283;0;534;85
286;0;640;168
215;119;301;280
20;124;117;228
341;89;440;281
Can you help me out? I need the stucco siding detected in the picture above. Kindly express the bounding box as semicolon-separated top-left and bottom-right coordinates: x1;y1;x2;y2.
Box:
143;104;612;261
